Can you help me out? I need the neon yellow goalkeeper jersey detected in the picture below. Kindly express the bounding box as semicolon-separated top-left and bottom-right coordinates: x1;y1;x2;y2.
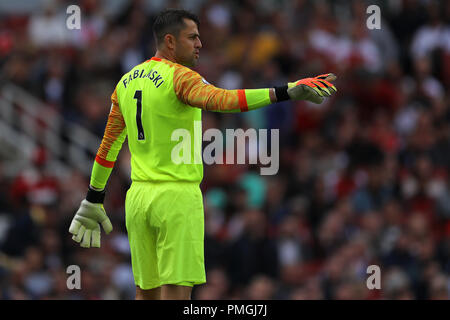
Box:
90;57;273;189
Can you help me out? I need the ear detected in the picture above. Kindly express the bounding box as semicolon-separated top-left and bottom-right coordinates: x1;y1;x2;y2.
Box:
164;34;176;50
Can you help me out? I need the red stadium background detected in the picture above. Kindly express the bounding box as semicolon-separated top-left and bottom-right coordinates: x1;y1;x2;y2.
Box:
0;0;449;300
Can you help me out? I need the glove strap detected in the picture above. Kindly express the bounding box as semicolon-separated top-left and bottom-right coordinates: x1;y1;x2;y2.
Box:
86;186;106;204
274;85;290;102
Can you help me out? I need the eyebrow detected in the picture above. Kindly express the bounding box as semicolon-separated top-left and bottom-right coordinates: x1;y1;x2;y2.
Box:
187;32;200;37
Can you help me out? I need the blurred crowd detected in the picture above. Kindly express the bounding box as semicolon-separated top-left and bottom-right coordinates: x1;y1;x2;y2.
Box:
0;0;450;300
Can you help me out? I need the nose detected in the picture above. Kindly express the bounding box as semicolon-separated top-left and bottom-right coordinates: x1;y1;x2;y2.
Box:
196;38;202;49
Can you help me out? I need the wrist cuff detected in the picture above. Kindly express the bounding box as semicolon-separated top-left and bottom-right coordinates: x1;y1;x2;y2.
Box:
274;85;290;102
86;186;106;204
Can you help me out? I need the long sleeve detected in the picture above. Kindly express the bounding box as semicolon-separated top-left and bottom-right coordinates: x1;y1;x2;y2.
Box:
173;65;272;112
90;88;127;190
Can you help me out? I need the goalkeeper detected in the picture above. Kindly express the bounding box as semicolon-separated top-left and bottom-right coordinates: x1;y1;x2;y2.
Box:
69;8;337;300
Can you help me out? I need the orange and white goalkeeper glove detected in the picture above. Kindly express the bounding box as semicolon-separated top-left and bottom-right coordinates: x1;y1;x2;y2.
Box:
275;73;337;104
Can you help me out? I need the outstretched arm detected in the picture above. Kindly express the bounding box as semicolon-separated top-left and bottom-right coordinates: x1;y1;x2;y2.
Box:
173;65;337;112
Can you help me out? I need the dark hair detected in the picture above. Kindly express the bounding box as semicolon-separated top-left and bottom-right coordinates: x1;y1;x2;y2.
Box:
153;9;200;47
